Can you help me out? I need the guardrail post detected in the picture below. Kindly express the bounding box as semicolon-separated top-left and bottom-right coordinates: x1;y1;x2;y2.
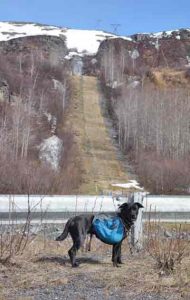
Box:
129;192;144;250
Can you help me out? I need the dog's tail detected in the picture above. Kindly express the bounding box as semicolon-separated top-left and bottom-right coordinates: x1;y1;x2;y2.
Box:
56;218;72;241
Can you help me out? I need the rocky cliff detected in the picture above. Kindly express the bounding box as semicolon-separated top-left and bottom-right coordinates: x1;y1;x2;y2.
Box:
0;22;190;79
96;29;190;85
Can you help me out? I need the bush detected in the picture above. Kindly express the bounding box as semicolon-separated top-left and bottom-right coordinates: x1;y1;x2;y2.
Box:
145;217;188;274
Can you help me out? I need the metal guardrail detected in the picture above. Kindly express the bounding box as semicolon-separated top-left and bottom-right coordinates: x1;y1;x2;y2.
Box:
0;194;190;224
0;193;189;251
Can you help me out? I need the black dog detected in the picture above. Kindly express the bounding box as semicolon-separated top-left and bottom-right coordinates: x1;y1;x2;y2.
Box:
56;202;143;267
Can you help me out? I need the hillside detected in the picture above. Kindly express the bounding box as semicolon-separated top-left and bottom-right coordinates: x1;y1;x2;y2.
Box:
0;21;190;194
1;22;190;71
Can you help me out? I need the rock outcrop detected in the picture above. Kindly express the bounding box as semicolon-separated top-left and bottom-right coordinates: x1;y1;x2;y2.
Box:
96;29;190;83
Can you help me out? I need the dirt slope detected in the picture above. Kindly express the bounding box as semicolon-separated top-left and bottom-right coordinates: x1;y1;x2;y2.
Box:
67;75;130;194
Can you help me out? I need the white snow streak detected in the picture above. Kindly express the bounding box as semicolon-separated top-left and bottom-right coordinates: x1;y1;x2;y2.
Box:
112;180;144;191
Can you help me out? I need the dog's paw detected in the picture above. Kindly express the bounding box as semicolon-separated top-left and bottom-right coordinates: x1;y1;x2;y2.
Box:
113;261;122;267
72;262;80;268
117;260;124;264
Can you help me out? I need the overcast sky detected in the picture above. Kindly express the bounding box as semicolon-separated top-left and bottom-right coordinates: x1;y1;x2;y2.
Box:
0;0;189;35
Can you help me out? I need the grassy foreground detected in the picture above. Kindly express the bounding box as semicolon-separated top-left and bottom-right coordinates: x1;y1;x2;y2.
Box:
0;231;189;300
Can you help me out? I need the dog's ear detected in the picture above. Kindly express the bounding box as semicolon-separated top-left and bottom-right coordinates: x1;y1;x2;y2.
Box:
119;202;129;210
134;202;144;209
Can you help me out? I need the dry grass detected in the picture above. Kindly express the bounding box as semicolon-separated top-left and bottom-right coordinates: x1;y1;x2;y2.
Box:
157;222;190;232
0;231;189;300
149;68;190;88
66;75;129;194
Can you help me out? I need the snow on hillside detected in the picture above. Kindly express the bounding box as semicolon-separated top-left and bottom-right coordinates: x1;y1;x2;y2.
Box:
149;30;181;39
0;22;190;56
112;180;144;191
0;21;131;56
134;29;190;40
39;135;63;170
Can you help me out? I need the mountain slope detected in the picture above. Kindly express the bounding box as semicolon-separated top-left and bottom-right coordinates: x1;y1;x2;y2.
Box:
1;21;189;194
0;21;130;57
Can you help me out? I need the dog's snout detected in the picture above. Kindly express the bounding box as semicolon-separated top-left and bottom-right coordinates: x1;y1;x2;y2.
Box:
131;213;137;220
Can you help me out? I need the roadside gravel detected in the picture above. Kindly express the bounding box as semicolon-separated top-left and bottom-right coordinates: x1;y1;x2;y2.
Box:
11;272;178;300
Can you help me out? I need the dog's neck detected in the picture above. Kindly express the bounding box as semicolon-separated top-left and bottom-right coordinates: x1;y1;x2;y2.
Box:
122;218;134;231
119;212;134;231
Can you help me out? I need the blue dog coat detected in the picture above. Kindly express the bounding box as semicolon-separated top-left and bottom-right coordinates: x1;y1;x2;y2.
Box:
92;214;125;245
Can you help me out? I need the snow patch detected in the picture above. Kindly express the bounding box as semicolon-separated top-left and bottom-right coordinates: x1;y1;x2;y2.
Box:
127;80;140;89
112;180;144;191
134;29;190;40
44;112;52;123
64;51;82;60
130;49;139;60
153;30;174;38
186;56;190;66
176;35;181;40
39;135;63;170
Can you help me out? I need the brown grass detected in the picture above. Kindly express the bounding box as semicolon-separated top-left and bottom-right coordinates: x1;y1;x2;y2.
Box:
149;68;190;88
0;231;189;300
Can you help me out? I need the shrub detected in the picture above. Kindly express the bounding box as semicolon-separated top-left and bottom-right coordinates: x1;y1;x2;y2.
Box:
145;216;188;274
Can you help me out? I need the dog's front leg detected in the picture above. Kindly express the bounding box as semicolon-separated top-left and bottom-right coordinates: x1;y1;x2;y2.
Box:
117;242;124;264
112;244;121;267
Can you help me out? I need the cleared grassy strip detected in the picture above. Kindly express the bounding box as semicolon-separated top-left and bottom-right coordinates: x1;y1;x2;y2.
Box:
69;76;129;193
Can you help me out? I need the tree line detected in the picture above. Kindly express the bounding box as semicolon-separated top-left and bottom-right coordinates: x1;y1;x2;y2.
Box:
100;75;190;194
116;84;190;193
